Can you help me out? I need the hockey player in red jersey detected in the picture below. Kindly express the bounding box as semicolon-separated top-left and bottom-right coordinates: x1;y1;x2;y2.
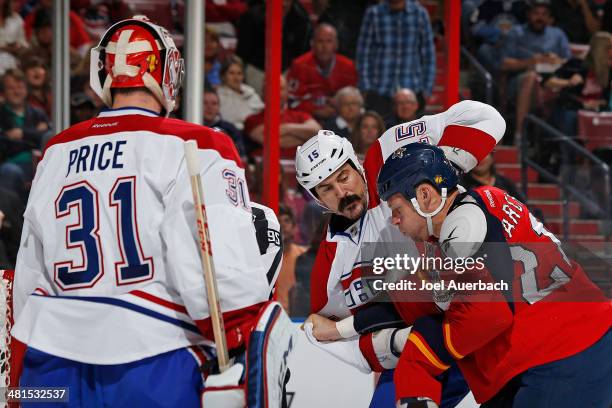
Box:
11;16;293;407
377;142;612;408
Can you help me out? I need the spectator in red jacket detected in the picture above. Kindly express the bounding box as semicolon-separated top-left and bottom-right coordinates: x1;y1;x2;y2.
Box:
287;23;358;121
244;75;321;159
23;0;91;56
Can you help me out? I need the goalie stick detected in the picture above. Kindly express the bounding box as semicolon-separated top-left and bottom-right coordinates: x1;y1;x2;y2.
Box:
184;140;230;372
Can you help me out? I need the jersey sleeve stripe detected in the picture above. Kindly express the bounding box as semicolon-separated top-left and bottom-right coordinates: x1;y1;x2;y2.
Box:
443;321;465;359
438;125;497;162
129;290;188;314
359;332;385;372
408;332;451;371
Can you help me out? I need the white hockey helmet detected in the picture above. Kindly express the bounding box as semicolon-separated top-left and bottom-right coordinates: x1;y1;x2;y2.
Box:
90;15;184;115
295;130;366;208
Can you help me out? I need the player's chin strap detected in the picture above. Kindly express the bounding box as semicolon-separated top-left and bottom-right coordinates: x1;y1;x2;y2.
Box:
410;185;466;237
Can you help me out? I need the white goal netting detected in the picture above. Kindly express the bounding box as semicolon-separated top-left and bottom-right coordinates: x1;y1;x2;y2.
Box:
0;269;13;407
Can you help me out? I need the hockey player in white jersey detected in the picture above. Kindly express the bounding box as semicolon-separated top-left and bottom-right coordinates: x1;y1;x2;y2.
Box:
11;16;293;407
295;100;505;407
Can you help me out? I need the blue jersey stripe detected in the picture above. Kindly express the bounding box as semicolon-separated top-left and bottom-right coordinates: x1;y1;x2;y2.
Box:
32;294;200;334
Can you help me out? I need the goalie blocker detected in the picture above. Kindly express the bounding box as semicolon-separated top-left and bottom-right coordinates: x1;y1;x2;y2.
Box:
203;301;296;408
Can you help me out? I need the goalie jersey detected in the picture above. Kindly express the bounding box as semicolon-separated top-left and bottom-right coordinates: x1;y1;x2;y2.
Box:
11;107;279;364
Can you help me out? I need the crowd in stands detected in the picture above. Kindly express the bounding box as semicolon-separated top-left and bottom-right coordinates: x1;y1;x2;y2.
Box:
0;0;610;317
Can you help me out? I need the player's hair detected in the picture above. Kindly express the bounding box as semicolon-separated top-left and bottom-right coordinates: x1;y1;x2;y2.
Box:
0;68;26;90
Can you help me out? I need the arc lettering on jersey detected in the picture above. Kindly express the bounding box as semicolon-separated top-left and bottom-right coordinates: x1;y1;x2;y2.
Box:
54;181;105;290
110;176;154;285
395;121;426;142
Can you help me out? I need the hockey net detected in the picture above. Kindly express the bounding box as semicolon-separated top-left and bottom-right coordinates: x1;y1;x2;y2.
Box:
1;269;13;407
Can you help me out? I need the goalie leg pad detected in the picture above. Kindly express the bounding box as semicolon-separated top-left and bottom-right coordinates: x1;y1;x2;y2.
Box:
246;301;296;408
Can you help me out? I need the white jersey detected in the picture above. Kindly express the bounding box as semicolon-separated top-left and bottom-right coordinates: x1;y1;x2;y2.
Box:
12;107;274;364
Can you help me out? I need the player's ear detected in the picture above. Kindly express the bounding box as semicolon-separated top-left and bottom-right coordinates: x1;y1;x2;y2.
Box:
416;184;436;212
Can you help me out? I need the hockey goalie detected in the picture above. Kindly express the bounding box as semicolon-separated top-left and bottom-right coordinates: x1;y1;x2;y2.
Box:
6;16;294;407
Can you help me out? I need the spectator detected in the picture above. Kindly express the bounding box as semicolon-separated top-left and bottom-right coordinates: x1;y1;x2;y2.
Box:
237;0;312;95
23;56;51;118
0;69;50;196
501;0;571;140
69;92;98;126
22;7;52;66
470;0;528;75
323;86;363;139
551;0;603;44
352;110;385;160
244;75;321;159
0;185;23;268
462;153;526;200
203;88;247;158
356;0;435;116
276;204;308;312
217;56;264;131
0;0;28;75
206;0;247;23
317;0;377;59
290;213;330;317
286;23;358;121
204;27;223;88
545;31;612;135
385;88;420;128
24;0;92;57
461;152;545;221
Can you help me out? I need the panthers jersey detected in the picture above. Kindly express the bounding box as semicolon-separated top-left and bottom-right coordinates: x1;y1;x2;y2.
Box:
395;186;612;403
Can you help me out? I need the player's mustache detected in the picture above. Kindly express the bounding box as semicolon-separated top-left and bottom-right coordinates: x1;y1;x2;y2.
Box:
339;194;362;212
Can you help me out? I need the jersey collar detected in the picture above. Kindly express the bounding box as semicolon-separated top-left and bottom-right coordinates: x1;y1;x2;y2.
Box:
329;212;365;245
98;106;161;118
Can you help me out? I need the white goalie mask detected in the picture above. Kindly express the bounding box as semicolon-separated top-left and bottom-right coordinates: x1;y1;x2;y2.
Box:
90;15;184;115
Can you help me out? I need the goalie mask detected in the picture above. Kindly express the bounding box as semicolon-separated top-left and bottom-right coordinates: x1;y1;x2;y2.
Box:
90;15;184;115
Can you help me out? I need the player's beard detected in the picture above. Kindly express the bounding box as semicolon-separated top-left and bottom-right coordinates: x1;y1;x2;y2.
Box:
338;193;367;221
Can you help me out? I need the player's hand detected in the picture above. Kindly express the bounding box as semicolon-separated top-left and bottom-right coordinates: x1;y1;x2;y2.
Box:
0;210;4;231
303;314;342;341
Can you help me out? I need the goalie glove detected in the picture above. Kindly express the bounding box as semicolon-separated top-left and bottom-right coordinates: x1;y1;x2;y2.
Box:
201;363;245;408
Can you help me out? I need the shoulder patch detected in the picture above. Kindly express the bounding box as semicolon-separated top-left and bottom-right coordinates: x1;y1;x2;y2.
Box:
439;202;487;258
